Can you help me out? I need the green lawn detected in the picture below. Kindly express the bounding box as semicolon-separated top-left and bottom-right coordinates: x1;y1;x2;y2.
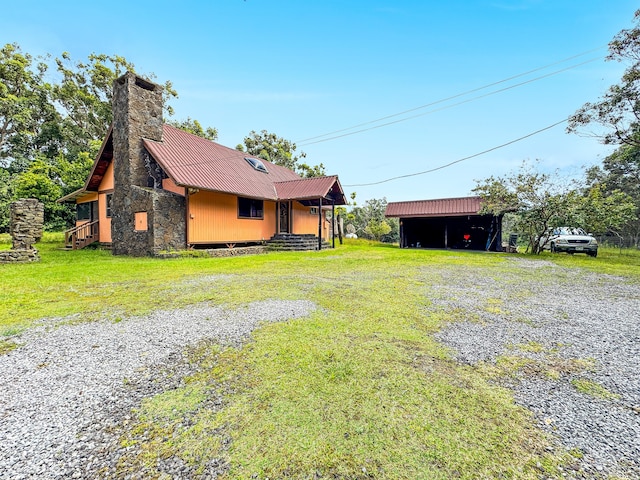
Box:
2;235;639;479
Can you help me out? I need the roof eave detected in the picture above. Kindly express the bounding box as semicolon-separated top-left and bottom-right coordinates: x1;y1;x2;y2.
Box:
83;125;114;191
57;188;94;203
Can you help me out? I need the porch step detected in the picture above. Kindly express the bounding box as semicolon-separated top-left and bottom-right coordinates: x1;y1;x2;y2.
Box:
266;233;330;251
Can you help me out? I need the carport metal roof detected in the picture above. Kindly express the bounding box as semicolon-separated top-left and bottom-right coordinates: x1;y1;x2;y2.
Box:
385;196;483;218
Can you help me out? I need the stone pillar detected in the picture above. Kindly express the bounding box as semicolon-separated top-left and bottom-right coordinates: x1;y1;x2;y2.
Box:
0;199;44;263
10;199;44;249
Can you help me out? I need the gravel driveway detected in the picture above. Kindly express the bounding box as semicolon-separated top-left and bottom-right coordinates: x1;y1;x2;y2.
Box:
433;257;640;479
0;300;316;479
1;257;638;479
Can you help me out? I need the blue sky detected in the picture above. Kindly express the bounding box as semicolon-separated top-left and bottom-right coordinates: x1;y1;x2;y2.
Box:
2;1;638;203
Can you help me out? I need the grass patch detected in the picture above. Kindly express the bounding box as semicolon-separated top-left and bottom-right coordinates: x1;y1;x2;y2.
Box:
481;351;597;383
571;378;621;400
0;338;19;355
517;341;545;353
541;246;640;280
4;237;638;478
484;297;508;315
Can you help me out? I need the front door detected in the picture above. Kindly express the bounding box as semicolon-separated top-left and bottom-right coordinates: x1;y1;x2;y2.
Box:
279;201;290;233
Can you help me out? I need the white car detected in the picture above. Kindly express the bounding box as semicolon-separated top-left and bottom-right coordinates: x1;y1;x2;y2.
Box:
547;227;598;257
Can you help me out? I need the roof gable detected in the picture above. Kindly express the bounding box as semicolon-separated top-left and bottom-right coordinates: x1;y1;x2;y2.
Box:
385;196;483;218
275;175;346;205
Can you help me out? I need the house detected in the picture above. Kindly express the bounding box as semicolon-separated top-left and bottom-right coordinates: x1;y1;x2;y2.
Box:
385;196;503;251
59;72;346;256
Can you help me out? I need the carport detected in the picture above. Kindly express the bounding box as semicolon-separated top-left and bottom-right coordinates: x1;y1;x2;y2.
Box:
385;196;503;251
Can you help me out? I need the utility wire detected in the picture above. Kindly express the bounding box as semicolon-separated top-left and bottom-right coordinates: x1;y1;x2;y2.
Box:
343;119;568;187
300;56;599;146
296;45;606;145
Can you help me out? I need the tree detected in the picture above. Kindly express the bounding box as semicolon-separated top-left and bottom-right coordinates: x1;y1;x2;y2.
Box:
473;162;581;254
364;219;392;241
584;145;639;245
297;161;327;178
0;43;60;166
238;130;303;170
568;9;640;146
348;197;399;243
52;52;178;157
237;130;326;177
590;145;639;235
0;44;195;231
579;184;636;242
566;10;640;247
0;168;13;232
169;117;218;141
12;157;67;230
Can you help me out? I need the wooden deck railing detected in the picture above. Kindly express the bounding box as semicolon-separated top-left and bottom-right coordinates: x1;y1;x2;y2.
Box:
64;220;99;249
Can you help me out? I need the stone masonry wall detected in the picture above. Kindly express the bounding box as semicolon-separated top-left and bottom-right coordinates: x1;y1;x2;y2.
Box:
110;72;186;256
112;72;163;188
0;199;44;263
111;185;186;256
152;190;186;254
111;185;153;256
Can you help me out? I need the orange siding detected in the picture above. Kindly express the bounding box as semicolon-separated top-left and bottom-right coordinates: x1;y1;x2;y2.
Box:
101;162;114;190
75;163;115;243
188;190;277;244
98;163;113;243
98;192;112;243
292;202;329;240
162;177;185;196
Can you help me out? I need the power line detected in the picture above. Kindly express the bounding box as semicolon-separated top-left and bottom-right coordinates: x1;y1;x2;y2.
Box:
297;46;605;146
299;57;600;146
343;119;568;187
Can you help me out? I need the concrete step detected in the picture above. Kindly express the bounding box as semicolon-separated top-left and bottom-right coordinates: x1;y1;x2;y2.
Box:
265;234;330;251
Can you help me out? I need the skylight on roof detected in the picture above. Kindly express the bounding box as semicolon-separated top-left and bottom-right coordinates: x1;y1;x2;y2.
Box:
245;157;268;173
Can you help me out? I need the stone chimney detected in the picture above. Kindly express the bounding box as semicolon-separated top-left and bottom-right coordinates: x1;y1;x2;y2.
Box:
111;73;162;256
112;72;163;188
109;72;186;256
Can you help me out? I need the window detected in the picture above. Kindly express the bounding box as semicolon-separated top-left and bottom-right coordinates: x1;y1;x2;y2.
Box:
106;193;113;218
245;157;268;173
310;207;318;215
238;197;264;219
77;202;91;221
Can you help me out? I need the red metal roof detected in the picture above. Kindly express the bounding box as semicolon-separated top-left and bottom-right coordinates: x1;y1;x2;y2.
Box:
143;125;300;200
61;124;346;204
385;196;483;218
275;175;345;204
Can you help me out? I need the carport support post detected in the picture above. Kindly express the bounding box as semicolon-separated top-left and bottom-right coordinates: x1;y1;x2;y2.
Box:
444;224;448;249
332;203;335;248
318;197;323;251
